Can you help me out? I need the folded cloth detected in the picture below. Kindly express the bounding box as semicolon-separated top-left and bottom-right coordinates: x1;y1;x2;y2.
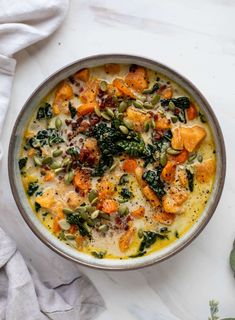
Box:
0;1;105;319
0;228;105;320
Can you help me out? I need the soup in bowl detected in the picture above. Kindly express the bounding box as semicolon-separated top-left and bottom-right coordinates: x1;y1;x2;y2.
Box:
9;55;225;269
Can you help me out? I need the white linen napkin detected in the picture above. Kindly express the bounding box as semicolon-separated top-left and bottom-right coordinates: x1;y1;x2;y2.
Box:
0;1;105;319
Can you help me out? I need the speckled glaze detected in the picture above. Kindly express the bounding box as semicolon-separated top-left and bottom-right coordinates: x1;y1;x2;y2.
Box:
8;54;226;270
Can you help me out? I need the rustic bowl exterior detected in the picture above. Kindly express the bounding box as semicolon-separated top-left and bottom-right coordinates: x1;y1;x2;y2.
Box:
8;54;226;270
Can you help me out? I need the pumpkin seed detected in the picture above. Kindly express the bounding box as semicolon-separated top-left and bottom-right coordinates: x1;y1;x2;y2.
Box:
63;208;74;214
33;156;42;166
100;80;107;92
151;93;160;105
138;229;143;238
90;197;98;206
83;222;91;233
101;111;111;121
197;155;203;162
64;171;74;184
76;206;87;214
52;148;63;157
168;101;175;111
133;100;143;109
143;102;154;109
50;160;62;169
188;153;197;163
105;107;114;118
137;94;146;102
91;210;100;219
88;190;98;203
118;101;128;113
160;152;167;166
99;224;109;234
32;139;40;148
54;167;64;174
62;157;71;167
171;116;178;123
167;147;181;155
86;206;96;214
87;218;96;227
55;117;62;129
150;118;156;129
80;211;89;221
58;219;71;231
230;248;235;273
94;105;101;117
99;211;111;220
119;125;129;135
42;156;53;165
110;161;118;172
123;119;134;130
118;205;129;217
144;121;150;132
64;233;76;240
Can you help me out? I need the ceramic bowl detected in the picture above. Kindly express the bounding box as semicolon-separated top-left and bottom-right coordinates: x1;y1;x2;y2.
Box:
8;54;226;270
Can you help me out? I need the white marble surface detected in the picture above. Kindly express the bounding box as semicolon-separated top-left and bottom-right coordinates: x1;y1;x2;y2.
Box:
1;0;235;318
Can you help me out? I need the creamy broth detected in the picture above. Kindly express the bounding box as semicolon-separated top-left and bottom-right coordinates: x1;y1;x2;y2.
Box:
19;64;216;259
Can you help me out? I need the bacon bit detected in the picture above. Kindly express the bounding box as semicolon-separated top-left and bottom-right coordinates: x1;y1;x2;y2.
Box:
79;148;96;166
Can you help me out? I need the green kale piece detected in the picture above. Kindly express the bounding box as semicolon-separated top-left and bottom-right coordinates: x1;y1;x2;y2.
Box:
27;182;39;196
186;169;194;192
142;167;166;199
18;157;28;170
139;231;168;252
68;102;77;119
67;214;91;237
36;103;52;120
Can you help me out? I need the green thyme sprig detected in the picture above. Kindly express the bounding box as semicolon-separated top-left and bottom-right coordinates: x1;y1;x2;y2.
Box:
208;300;235;320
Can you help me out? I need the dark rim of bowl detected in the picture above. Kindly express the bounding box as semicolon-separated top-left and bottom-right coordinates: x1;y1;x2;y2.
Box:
8;54;226;270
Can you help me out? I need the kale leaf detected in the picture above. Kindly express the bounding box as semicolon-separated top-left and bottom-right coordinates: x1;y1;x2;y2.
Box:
186;169;194;192
68;102;77;119
139;231;168;252
161;96;190;123
36;103;52;120
18;157;28;170
29;128;64;147
142;167;166;199
27;182;39;196
67;214;91;237
120;187;133;199
117;139;145;157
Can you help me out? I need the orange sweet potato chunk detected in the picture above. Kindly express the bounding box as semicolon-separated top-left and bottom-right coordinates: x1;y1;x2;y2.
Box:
125;66;148;92
77;102;97;116
53;82;74;114
80;80;99;103
74;68;90;82
112;78;135;98
153;211;175;225
101;199;118;214
180;125;206;152
155;114;171;130
171;128;184;150
195;159;216;183
161;161;176;183
131;207;145;218
36;189;55;209
125;106;151;132
142;185;160;207
104;64;120;74
73;169;91;196
119;228;136;252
